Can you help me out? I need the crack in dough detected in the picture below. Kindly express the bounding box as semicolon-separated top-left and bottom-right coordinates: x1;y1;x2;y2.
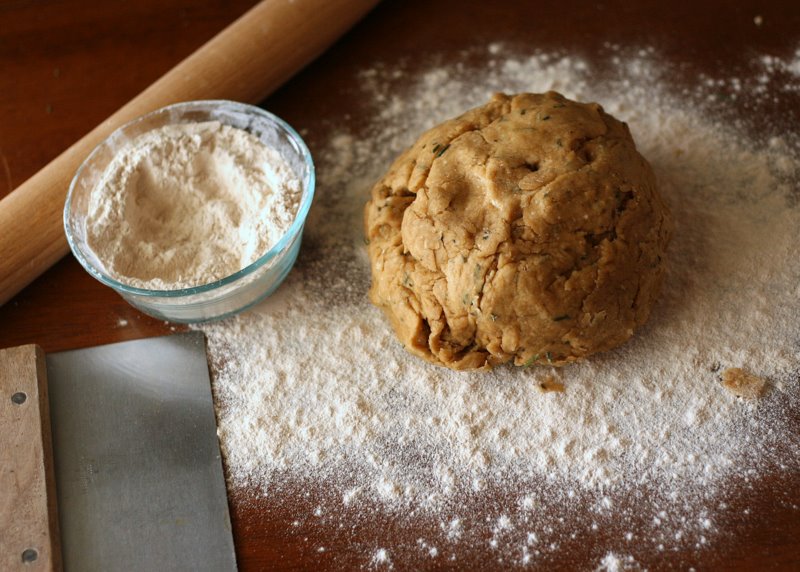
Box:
364;92;672;370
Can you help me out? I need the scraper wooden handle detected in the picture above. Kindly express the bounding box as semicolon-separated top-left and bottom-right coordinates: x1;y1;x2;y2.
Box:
0;345;61;572
0;0;379;306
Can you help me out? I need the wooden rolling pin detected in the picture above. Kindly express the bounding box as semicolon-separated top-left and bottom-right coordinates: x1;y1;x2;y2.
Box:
0;0;379;306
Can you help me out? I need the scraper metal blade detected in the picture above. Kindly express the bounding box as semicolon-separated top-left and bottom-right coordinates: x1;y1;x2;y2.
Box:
45;332;236;572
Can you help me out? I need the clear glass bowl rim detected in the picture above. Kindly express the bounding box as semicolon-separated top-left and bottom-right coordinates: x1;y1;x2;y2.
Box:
63;99;316;298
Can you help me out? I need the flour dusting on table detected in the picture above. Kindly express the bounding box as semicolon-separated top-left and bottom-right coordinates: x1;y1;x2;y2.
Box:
199;44;800;567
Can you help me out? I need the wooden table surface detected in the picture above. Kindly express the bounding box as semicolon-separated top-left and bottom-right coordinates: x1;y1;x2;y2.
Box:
1;0;799;570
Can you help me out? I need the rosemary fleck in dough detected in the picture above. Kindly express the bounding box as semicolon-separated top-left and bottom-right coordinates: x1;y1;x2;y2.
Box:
364;92;672;370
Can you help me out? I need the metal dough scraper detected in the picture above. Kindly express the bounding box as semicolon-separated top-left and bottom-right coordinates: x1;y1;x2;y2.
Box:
0;332;236;571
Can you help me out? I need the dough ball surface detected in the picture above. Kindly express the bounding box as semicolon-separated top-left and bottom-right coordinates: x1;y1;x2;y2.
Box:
364;92;672;370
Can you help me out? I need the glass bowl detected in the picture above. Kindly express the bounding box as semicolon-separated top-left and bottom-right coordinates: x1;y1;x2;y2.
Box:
64;100;315;323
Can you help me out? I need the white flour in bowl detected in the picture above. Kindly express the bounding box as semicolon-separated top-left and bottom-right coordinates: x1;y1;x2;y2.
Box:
86;121;301;290
199;44;800;567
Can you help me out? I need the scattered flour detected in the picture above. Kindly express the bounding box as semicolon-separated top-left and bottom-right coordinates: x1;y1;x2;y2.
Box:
596;551;641;571
199;44;800;568
86;121;301;290
371;548;392;569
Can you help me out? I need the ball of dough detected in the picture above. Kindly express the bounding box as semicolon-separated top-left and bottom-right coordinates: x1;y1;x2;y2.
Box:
364;92;672;370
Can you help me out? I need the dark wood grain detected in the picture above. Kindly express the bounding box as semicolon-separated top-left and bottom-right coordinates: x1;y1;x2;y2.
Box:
1;1;798;570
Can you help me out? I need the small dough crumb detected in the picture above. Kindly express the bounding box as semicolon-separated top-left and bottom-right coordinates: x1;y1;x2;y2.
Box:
721;367;767;400
538;375;565;393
